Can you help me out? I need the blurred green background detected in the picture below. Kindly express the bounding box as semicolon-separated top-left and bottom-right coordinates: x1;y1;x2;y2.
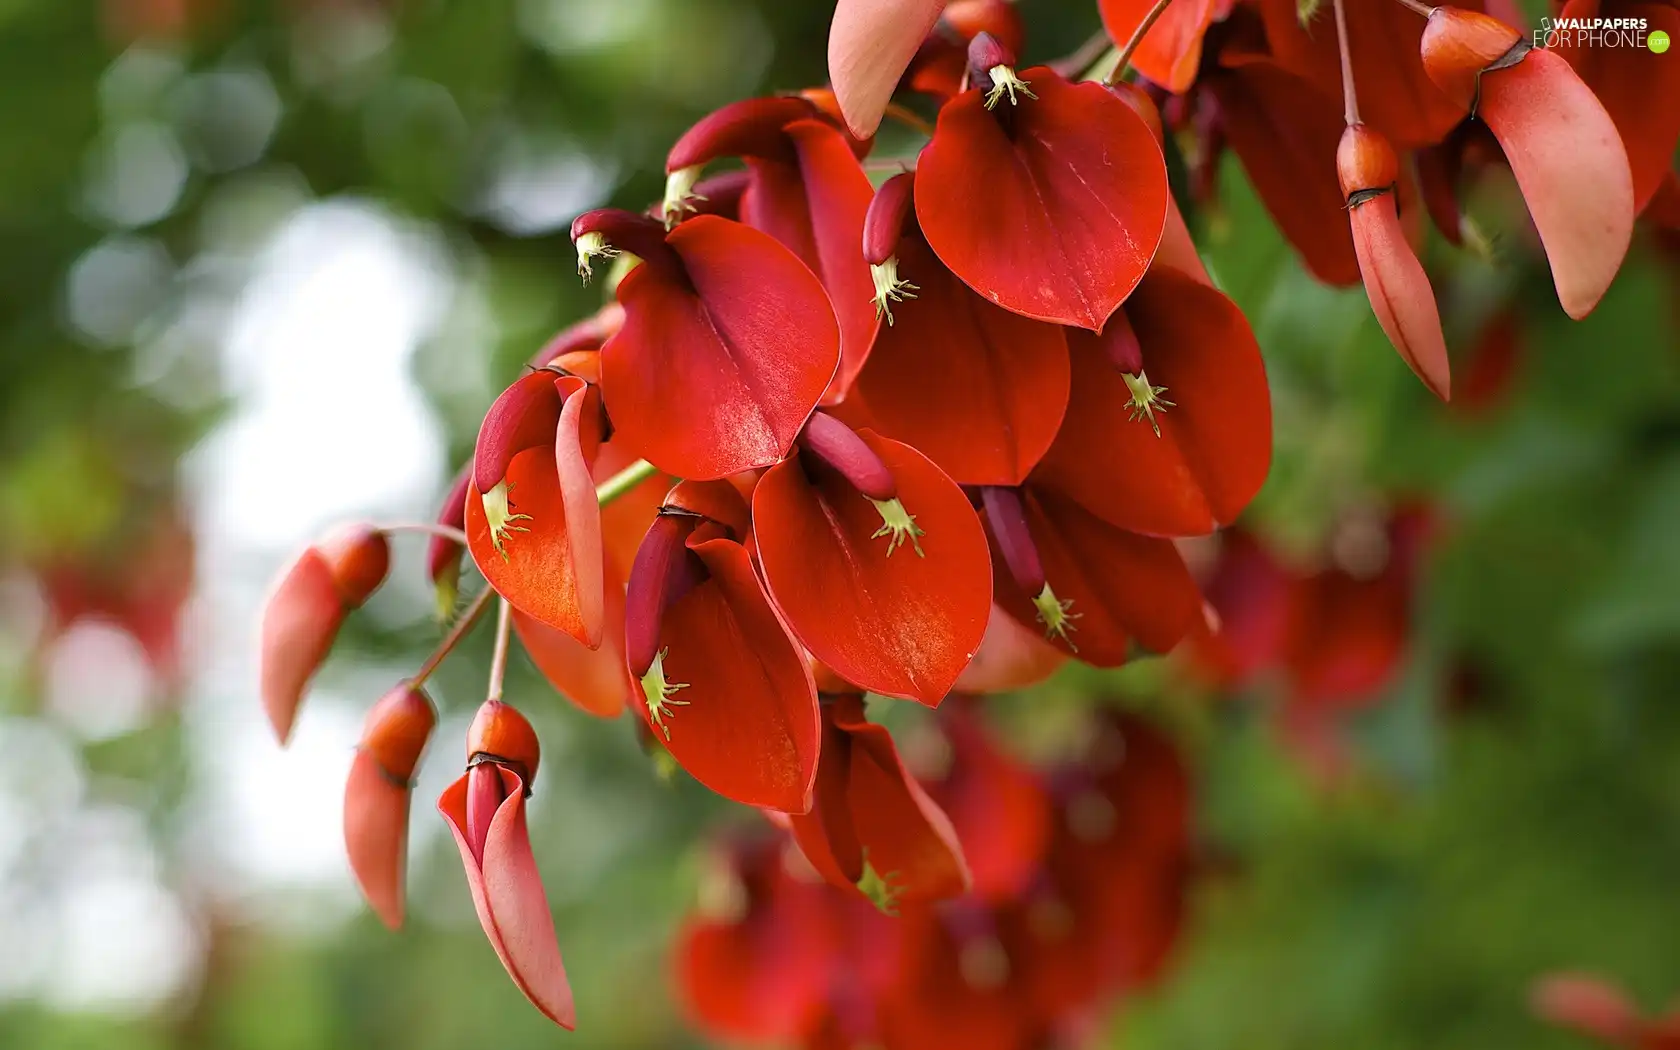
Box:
0;0;1676;1048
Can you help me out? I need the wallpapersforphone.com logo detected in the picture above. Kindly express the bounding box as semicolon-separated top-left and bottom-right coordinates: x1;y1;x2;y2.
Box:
1534;15;1670;52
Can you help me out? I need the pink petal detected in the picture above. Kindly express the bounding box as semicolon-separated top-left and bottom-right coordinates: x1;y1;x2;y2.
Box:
343;748;411;930
258;549;346;745
828;0;947;138
1349;191;1451;400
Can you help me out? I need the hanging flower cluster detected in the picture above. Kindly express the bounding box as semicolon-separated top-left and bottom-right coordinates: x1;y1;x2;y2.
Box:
1531;972;1680;1050
253;0;1648;1033
675;707;1194;1050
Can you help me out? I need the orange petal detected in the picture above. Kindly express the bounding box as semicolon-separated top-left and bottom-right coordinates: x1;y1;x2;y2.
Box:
827;0;947;138
1477;47;1634;318
511;563;628;719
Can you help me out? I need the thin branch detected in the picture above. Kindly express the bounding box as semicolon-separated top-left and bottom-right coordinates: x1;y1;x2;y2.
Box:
882;102;936;137
1388;0;1435;17
595;458;661;505
1105;0;1181;86
1333;0;1360;125
485;598;513;703
377;521;469;545
412;584;494;688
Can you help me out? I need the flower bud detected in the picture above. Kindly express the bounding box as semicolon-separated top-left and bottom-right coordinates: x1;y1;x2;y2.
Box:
1419;6;1525;111
360;682;437;783
344;682;436;929
466;699;541;786
1337;124;1400;197
315;524;390;608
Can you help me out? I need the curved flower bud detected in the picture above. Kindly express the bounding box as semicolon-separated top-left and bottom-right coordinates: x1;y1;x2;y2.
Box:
1030;266;1272;537
427;465;471;620
827;0;947;138
853;176;1071;487
1338;124;1452;401
754;421;993;706
915;54;1168;330
439;704;573;1029
906;0;1026;100
259;523;390;745
572;209;840;481
465;373;606;646
1422;8;1633;317
625;506;820;812
343;682;436;929
786;694;971;913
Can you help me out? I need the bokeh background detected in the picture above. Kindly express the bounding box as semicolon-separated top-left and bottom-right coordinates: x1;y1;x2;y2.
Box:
1;0;1677;1047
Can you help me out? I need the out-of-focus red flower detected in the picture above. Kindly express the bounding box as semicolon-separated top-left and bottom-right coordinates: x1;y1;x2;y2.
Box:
925;699;1049;902
1181;526;1293;689
1532;972;1680;1050
1100;0;1222;93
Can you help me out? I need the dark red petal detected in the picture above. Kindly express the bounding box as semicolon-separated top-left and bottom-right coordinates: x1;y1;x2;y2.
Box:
988;488;1201;667
466;383;605;646
629;537;820;812
753;431;992;706
1032;267;1271;536
741;120;880;402
1098;0;1219;93
1477;47;1634;319
1554;1;1680;213
1204;59;1360;286
427;464;471;590
473;371;566;494
439;768;576;1029
602;216;839;480
259;548;347;745
880;908;1034;1050
916;71;1168;330
929;703;1048;902
833;702;971;906
343;748;412;930
666;96;814;170
787;710;865;887
851;231;1070;486
1180;527;1292;688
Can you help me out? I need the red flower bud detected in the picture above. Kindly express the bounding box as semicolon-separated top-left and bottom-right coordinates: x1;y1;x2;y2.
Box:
360;681;437;782
259;524;390;745
344;683;435;929
467;699;541;786
1419;6;1525;112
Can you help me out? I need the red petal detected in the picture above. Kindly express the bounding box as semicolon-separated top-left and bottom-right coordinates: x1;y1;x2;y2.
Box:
1205;59;1360;286
1554;1;1680;212
1348;190;1452;399
929;703;1048;902
988;488;1201;667
953;603;1068;693
439;769;575;1029
753;431;992;706
1283;561;1410;708
630;537;820;812
788;711;865;888
880;908;1034;1050
511;562;628;719
1531;973;1642;1044
343;748;412;930
916;71;1168;330
603;216;839;479
1257;0;1470;149
1032;266;1271;536
473;371;564;494
1180;527;1292;688
1098;0;1219;92
258;549;346;744
827;0;947;138
742;120;880;403
850;231;1070;486
466;383;605;646
1478;47;1634;318
1158;195;1211;285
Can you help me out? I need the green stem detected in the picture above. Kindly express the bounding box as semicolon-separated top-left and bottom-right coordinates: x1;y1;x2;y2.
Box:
485;598;513;703
412;584;495;688
595;458;661;506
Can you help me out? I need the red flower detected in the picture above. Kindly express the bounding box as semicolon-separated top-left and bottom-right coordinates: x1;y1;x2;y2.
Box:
924;698;1049;902
464;369;607;645
664;97;878;402
624;483;821;812
1420;6;1633;317
437;701;575;1029
343;682;435;929
848;172;1071;487
915;34;1168;330
786;693;971;912
258;523;390;744
981;484;1203;667
1180;526;1293;689
753;413;993;705
1029;264;1272;537
571;209;840;480
1532;971;1680;1050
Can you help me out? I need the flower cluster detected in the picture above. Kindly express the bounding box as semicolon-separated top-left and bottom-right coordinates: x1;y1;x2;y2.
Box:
254;0;1653;1033
674;707;1194;1050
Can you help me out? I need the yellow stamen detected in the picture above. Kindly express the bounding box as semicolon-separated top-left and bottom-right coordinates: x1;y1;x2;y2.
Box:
640;647;690;740
575;231;619;284
1032;582;1081;651
661;165;706;229
870;256;918;325
869;497;926;557
482;480;533;560
985;65;1037;109
1122;370;1175;437
856;851;904;916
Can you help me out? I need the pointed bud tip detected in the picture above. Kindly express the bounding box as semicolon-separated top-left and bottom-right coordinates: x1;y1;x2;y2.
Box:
315;524;391;608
